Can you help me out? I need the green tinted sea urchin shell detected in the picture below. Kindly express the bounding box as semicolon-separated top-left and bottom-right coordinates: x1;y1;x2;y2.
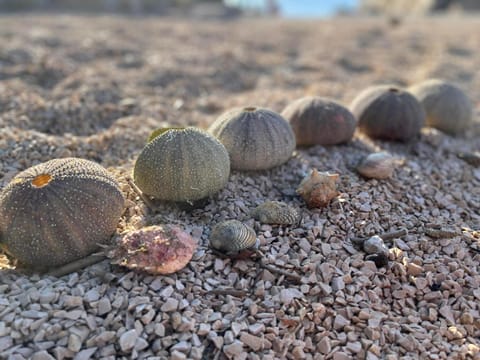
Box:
350;85;425;142
0;157;124;271
133;127;230;203
208;107;296;171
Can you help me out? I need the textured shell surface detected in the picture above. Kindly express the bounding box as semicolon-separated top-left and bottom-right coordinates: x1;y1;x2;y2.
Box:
107;225;197;275
133;127;230;202
281;96;356;146
209;220;258;255
350;85;425;141
356;152;396;179
251;201;301;225
409;79;473;135
0;157;124;270
296;169;339;208
208;107;296;171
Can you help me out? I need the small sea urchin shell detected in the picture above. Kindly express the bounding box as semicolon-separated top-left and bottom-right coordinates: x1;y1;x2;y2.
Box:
356;152;396;179
296;169;339;208
133;127;230;203
350;85;425;142
251;201;301;225
209;220;258;257
107;225;197;275
208;107;296;171
281;96;356;146
409;79;473;135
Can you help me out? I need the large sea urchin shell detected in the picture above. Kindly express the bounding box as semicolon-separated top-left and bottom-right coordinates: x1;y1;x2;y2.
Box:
281;96;356;146
0;158;124;271
107;225;197;275
251;201;301;225
208;107;296;171
350;85;425;142
209;220;258;257
296;169;339;208
133;127;230;203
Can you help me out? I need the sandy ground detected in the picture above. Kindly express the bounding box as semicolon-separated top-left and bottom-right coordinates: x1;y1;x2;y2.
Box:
0;14;480;359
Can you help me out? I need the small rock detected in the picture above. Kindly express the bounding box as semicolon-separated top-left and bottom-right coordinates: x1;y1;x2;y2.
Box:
292;346;306;359
97;298;112;315
39;291;56;304
68;334;82;352
170;350;187;360
223;341;244;357
318;336;331;354
248;323;265;335
240;332;263;351
280;288;303;305
119;329;138;352
161;298;179;312
171;341;191;354
406;263;423;276
334;314;350;330
333;352;350;360
197;323;210;336
31;351;55;360
84;289;100;303
73;347;97;360
363;236;387;255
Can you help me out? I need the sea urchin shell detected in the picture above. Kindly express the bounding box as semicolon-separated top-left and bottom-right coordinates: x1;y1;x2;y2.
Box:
107;225;197;275
0;157;124;271
296;169;339;208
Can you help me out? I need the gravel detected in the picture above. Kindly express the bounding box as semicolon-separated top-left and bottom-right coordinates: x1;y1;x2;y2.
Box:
1;14;480;359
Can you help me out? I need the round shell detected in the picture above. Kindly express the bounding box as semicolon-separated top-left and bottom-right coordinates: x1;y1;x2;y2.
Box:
251;201;301;225
356;152;396;179
107;225;197;275
281;96;356;146
296;169;339;208
209;220;258;256
133;127;230;203
208;107;296;171
409;79;473;135
350;85;425;142
0;157;124;271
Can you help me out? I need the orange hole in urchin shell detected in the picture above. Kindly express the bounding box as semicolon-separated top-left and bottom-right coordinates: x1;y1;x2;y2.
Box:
31;174;52;188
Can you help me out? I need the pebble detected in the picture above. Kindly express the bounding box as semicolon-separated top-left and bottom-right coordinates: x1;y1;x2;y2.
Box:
223;341;244;357
240;332;263;351
161;298;179;312
119;329;138;352
318;337;331;354
31;351;55;360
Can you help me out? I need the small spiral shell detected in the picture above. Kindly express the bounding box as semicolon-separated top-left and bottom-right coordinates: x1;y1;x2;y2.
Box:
209;220;258;256
251;201;301;225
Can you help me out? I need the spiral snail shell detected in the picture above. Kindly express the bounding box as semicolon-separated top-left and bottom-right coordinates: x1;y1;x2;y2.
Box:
209;220;258;257
251;201;301;225
296;169;339;208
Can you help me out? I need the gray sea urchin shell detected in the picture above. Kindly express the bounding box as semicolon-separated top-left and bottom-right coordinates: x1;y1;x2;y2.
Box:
350;85;425;142
208;107;296;171
282;96;356;146
409;79;473;135
0;157;124;271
